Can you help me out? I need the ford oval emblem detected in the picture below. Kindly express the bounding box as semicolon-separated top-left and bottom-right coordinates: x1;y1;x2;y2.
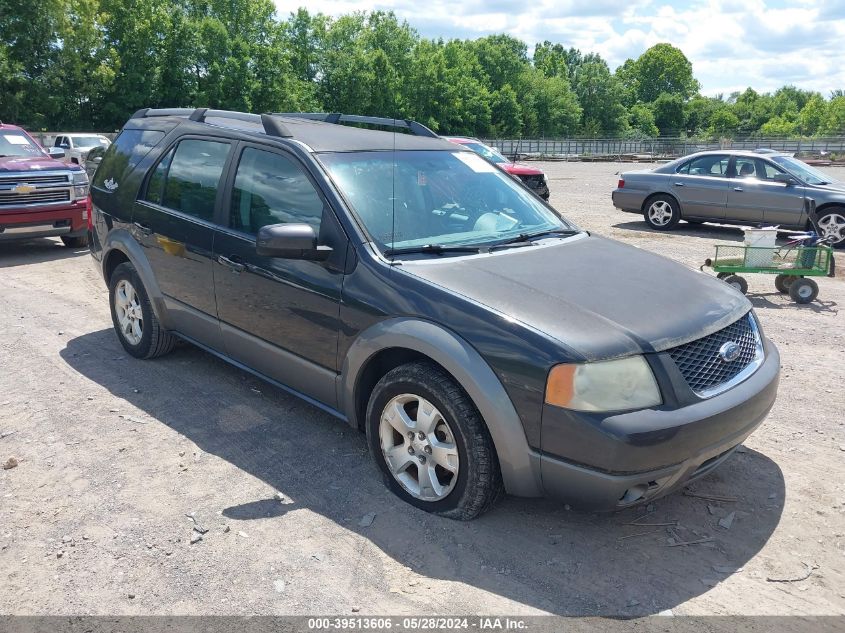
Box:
719;341;742;363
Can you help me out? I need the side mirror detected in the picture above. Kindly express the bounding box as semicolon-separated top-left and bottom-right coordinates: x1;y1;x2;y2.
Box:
256;223;332;261
92;156;103;163
773;173;798;186
47;147;65;159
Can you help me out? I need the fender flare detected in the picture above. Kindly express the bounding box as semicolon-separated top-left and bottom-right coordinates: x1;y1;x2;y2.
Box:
102;229;170;327
340;318;543;497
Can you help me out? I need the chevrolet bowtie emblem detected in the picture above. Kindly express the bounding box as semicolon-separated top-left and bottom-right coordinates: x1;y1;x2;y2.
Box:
12;184;36;194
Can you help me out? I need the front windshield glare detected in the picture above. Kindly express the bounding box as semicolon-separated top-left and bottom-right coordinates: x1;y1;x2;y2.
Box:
320;150;572;252
0;132;44;158
772;156;832;185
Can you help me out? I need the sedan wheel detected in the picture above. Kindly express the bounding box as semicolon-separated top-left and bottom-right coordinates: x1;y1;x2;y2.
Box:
378;394;459;502
644;195;680;230
817;211;845;247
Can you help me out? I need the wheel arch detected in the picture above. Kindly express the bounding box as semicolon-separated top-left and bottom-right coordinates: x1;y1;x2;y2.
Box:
340;318;543;497
101;229;169;326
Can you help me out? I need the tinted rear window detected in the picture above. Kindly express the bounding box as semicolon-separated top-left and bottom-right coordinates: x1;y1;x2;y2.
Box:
93;129;165;189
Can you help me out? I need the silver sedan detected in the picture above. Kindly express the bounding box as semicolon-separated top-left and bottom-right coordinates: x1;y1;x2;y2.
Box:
612;149;845;247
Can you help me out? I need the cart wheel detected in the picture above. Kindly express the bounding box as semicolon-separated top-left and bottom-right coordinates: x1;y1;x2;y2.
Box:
788;278;818;304
716;272;731;280
722;274;748;294
774;274;800;293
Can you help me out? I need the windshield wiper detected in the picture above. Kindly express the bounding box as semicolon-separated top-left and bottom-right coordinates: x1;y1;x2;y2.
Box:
383;244;482;257
494;228;581;247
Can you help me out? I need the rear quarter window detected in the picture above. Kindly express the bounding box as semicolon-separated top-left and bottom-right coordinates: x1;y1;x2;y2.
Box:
93;129;165;190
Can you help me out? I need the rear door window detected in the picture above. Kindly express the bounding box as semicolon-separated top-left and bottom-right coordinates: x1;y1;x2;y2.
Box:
683;155;729;177
159;139;230;222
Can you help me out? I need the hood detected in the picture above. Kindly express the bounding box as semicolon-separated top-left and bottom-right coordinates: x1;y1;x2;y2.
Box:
0;155;78;173
501;163;544;176
812;180;845;194
400;234;751;360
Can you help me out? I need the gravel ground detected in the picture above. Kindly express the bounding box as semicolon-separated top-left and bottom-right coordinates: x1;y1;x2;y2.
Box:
1;161;844;616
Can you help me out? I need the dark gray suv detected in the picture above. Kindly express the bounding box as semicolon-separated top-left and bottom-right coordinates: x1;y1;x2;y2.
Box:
89;109;780;519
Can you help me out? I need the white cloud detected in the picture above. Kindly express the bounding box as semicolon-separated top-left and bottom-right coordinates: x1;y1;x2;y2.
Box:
273;0;845;96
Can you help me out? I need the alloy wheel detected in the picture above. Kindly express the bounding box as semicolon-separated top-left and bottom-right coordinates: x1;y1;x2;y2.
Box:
378;394;459;501
817;213;845;244
648;200;674;226
114;279;143;346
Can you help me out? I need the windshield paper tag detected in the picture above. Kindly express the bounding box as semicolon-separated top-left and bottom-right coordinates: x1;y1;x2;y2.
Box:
3;134;31;145
453;152;497;173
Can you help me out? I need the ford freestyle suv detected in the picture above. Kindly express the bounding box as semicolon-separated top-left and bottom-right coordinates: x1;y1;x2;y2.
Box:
1;123;91;247
89;109;779;519
444;136;550;200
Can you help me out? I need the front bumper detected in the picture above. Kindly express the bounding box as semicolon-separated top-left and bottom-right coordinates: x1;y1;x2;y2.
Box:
0;201;87;241
539;337;780;510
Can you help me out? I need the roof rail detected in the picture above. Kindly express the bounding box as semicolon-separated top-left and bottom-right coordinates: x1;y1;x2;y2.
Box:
274;113;438;138
130;107;292;138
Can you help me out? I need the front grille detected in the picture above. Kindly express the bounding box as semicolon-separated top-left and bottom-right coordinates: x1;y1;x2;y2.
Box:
667;313;762;397
0;189;71;207
0;173;70;186
519;174;545;187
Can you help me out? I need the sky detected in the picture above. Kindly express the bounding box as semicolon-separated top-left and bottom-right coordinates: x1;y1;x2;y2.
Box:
274;0;845;98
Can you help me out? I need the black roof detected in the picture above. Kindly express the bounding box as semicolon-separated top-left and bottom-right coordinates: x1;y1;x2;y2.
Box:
128;108;461;153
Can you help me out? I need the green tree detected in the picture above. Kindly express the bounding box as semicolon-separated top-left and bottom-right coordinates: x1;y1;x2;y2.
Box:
617;43;699;104
820;97;845;136
627;103;658;137
490;85;521;136
684;96;725;136
759;115;797;137
797;95;827;136
651;93;685;136
571;59;627;135
708;109;739;138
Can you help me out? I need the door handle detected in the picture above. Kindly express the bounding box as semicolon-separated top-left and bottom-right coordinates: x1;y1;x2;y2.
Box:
733;187;744;192
133;222;152;236
217;255;245;273
674;182;684;187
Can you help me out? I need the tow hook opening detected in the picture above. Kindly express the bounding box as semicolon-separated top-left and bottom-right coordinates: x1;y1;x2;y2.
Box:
617;481;660;507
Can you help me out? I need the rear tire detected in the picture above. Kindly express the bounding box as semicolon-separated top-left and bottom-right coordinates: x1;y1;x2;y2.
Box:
365;361;504;520
788;277;818;304
774;274;798;294
643;195;680;230
723;274;748;295
109;262;177;359
61;235;88;248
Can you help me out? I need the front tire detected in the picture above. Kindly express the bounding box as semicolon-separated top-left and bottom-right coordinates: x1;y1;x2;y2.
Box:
365;361;503;520
109;262;176;359
788;277;819;304
644;195;680;230
816;209;845;249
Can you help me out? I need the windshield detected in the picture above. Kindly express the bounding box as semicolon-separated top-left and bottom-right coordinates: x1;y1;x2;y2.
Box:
771;156;834;185
73;136;109;148
461;142;508;164
320;150;574;252
0;131;45;158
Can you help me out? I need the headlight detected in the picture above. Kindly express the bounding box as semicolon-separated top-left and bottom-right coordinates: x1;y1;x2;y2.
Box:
545;356;661;412
72;171;89;199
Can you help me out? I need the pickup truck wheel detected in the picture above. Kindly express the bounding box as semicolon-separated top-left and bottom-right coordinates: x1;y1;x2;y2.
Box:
109;262;176;359
61;235;88;248
644;195;680;230
366;361;504;520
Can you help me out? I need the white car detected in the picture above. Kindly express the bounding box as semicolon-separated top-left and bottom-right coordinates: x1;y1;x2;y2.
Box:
52;133;111;165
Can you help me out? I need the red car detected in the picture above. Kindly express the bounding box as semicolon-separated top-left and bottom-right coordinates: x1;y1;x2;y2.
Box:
0;123;90;247
444;136;550;200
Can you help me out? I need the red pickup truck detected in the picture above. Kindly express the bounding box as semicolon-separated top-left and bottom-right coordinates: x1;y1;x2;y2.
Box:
0;123;90;247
